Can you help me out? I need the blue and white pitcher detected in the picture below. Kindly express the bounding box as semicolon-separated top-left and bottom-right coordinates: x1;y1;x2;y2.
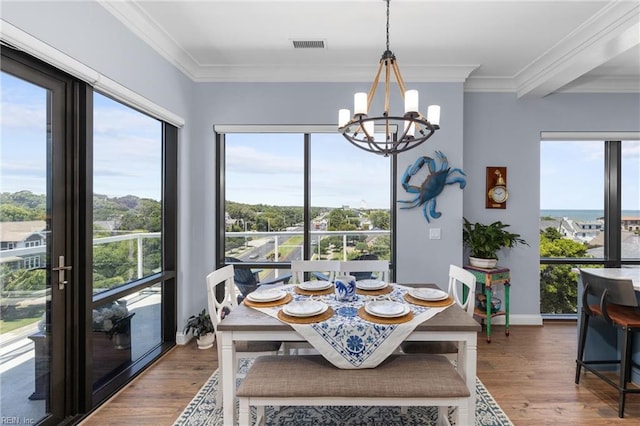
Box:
334;275;357;302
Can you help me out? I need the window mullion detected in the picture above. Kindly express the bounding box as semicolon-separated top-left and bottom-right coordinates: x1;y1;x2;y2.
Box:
304;134;311;260
604;140;622;266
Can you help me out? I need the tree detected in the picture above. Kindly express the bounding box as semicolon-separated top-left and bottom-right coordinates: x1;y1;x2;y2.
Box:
117;198;161;231
1;190;46;210
369;210;390;230
93;241;137;288
369;236;391;260
0;267;46;292
541;227;564;241
0;204;35;221
327;208;357;231
539;227;591;314
355;242;369;253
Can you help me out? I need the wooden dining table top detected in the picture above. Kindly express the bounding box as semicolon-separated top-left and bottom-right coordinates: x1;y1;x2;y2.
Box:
218;283;481;333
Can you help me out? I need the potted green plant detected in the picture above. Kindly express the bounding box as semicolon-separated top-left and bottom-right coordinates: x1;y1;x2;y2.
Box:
184;309;216;349
462;218;528;269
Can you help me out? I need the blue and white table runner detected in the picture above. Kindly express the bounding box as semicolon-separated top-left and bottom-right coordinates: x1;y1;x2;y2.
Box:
246;283;451;369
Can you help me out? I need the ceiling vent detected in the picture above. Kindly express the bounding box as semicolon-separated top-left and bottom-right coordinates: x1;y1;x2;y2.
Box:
292;40;325;49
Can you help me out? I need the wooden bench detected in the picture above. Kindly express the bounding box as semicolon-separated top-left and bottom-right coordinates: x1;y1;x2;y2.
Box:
236;354;472;426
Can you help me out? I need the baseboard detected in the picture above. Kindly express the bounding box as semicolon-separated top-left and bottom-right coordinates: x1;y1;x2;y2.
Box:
176;331;192;345
477;314;543;326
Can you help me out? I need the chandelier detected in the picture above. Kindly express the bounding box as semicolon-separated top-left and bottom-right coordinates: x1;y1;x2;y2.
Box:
338;0;440;156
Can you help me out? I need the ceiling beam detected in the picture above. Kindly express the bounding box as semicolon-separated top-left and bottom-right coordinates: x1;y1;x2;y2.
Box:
515;1;639;98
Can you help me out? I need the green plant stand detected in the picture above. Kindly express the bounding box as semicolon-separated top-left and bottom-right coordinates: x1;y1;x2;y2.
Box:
464;265;510;343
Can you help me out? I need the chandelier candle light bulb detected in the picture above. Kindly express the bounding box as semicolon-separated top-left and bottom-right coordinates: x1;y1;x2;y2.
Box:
338;109;351;128
427;105;441;126
354;92;368;116
404;89;419;113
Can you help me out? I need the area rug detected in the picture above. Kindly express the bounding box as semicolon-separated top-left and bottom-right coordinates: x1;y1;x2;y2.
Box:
174;359;513;426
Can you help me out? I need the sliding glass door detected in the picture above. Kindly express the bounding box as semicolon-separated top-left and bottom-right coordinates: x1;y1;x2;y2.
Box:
1;49;71;425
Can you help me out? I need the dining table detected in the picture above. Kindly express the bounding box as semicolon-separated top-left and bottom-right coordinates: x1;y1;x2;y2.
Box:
217;282;481;426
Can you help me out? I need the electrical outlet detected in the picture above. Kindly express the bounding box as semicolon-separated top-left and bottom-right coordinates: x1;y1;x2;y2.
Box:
429;228;441;240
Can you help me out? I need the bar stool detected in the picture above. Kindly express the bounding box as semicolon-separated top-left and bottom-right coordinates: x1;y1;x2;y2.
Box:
575;269;640;417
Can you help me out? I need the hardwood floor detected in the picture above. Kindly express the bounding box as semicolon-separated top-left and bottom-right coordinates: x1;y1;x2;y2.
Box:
81;321;640;425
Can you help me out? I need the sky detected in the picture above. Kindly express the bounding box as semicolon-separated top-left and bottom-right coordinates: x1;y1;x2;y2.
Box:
1;72;162;201
225;132;391;209
1;71;639;211
540;140;640;211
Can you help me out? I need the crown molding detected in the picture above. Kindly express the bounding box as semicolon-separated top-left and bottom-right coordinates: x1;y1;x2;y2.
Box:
98;0;201;80
190;64;478;83
464;77;517;93
464;74;639;94
515;1;640;98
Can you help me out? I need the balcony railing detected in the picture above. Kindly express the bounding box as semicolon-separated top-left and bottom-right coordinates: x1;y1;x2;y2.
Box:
226;230;389;259
225;229;391;281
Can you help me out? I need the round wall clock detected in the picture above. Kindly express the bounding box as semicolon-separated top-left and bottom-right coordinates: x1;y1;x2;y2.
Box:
488;184;508;203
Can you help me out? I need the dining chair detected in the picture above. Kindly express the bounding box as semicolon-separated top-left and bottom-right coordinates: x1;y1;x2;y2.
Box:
401;264;476;356
339;259;389;282
206;265;283;406
575;269;640;418
224;256;292;301
282;260;341;355
290;259;341;284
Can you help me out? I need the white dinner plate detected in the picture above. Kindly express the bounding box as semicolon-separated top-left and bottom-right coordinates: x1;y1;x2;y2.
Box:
298;280;333;291
409;288;449;302
356;279;388;291
365;301;409;318
283;300;328;317
246;289;286;303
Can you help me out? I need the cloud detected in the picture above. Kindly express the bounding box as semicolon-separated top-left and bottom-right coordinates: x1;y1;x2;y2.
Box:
226;145;303;175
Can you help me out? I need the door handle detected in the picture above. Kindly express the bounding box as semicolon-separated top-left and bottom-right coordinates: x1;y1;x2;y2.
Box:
52;255;72;290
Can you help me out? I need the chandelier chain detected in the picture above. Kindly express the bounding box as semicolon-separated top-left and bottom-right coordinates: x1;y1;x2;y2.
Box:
386;0;390;52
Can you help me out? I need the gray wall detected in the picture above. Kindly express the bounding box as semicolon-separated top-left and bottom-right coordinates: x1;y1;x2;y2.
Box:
464;92;640;319
3;2;640;330
192;82;466;293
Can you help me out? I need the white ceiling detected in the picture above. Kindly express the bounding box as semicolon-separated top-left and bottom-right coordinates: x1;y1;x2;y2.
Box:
101;0;640;97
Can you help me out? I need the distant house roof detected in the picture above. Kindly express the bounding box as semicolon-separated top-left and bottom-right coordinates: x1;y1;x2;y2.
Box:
540;218;561;230
0;221;46;242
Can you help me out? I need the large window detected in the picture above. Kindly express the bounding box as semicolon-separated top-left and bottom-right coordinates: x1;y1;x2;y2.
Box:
91;93;176;402
219;129;392;281
92;92;163;293
540;139;640;316
91;93;166;390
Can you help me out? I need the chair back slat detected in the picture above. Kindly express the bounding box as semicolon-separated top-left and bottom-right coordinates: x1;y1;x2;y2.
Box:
448;265;477;315
290;260;341;284
206;265;239;332
339;260;389;282
580;269;637;308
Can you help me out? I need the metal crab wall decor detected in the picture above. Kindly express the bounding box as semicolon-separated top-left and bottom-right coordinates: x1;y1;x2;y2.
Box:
398;151;466;223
